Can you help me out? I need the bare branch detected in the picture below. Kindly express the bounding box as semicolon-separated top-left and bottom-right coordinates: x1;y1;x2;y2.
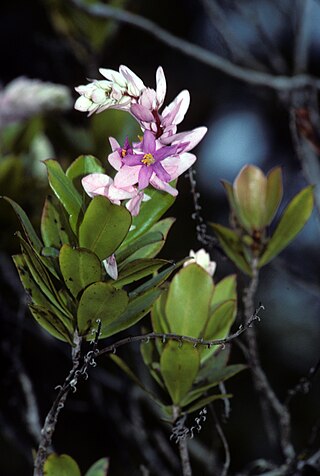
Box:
294;0;313;74
210;406;230;476
97;305;264;357
68;0;320;91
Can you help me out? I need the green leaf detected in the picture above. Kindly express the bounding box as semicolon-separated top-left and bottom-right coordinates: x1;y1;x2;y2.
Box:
129;261;182;299
2;196;43;252
41;195;77;249
151;290;170;334
181;364;245;407
18;236;73;322
160;341;200;405
77;282;128;338
265;166;283;224
211;275;237;310
59;245;102;297
210;223;252;275
66;155;105;181
114;259;168;288
119;218;175;262
196;346;231;383
44;453;81;476
79;195;131;261
85;458;109;476
118;187;176;249
259;185;314;267
45;159;83;232
185;393;232;414
13;255;73;342
165;264;214;337
115;231;163;264
101;287;162;339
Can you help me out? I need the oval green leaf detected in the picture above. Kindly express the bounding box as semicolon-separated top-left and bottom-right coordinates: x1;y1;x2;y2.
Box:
265;166;283;224
85;458;109;476
59;245;102;297
79;195;131;261
77;282;128;338
165;264;214;337
259;185;314;268
160;341;200;405
44;453;81;476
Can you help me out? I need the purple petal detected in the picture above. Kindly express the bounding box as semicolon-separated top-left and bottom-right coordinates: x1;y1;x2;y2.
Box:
142;130;156;154
130;103;154;122
138;166;153;189
162;90;190;126
126;192;144;216
162;152;197;180
124;153;144;166
153;162;171;182
154;144;178;161
156;66;166;107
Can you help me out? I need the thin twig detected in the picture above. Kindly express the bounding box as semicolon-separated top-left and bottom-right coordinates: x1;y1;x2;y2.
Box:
210;406;230;476
285;356;320;406
243;260;295;462
68;0;320;91
97;306;263;357
173;406;192;476
293;0;312;74
33;322;101;475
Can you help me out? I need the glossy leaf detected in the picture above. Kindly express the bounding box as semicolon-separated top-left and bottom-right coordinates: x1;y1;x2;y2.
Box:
165;264;214;337
118;186;176;249
210;223;252;275
44;453;81;476
114;259;168;288
101;287;162;339
45;159;83;232
259;185;314;267
18;236;73;321
59;245;102;297
13;254;74;340
265;166;283;224
181;364;245;407
77;282;128;338
120;218;175;262
160;341;200;405
41;195;77;249
128;261;182;298
211;275;237;310
151;290;170;334
3;196;43;252
85;458;109;476
115;231;163;264
66;155;105;181
79;195;131;261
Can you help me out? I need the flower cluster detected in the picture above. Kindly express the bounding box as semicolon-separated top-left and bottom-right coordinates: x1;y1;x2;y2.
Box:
76;65;207;216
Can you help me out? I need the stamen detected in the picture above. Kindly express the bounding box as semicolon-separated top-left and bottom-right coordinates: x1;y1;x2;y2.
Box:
121;148;127;158
141;153;155;166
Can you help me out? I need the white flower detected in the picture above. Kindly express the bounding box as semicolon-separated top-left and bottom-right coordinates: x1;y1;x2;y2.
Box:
183;249;216;276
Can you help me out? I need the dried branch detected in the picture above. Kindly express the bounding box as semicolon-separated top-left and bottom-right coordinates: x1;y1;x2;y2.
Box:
285;356;320;406
68;0;320;91
97;306;263;357
210;406;230;476
172;406;192;476
293;0;312;74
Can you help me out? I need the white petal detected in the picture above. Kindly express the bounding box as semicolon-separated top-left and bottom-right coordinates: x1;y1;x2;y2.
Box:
99;68;127;88
74;96;92;112
162;153;196;180
162;90;190;125
114;165;141;188
150;175;178;196
156;66;166;107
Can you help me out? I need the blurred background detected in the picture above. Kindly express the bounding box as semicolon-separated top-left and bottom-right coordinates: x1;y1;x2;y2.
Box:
1;0;320;474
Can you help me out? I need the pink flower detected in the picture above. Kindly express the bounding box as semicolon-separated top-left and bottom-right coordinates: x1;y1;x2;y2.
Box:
81;173;147;216
112;131;197;196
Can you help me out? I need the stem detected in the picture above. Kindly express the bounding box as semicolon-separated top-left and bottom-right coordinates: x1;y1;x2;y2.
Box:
33;333;82;476
243;260;295;462
172;406;192;476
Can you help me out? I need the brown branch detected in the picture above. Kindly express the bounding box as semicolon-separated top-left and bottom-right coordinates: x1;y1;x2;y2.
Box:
68;0;320;91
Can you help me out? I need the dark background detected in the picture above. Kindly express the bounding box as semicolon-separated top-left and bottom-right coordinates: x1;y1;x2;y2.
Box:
1;0;320;474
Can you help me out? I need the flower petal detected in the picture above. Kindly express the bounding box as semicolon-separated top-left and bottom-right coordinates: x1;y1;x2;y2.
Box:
153;162;171;182
138;166;153;189
103;254;118;280
161;127;207;151
156;66;166;107
108;150;122;171
114;165;140;187
162;153;196;180
74;96;92;112
126;192;144;216
109;136;120;152
142;130;156;154
162;90;190;125
82;173;113;197
150;175;178;196
119;65;145;96
130;103;154;122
